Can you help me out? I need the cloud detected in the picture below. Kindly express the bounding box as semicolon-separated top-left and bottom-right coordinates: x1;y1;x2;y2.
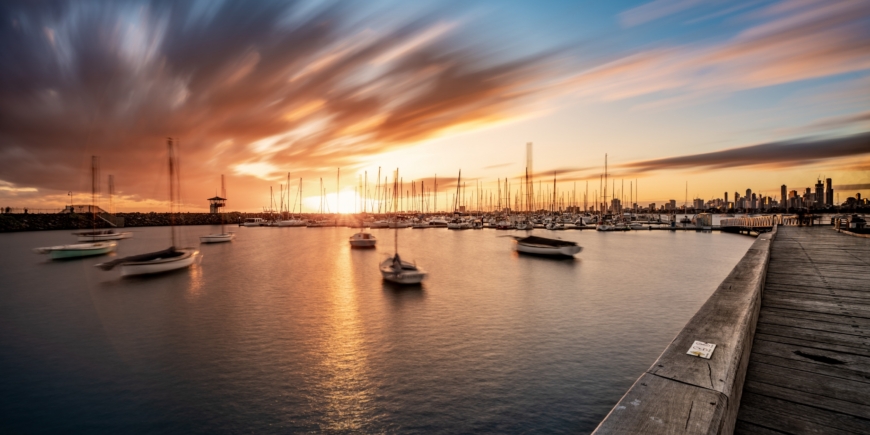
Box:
575;0;870;105
0;0;568;210
834;184;870;191
620;132;870;173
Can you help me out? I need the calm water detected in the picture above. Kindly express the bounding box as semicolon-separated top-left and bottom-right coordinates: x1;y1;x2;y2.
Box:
0;225;753;434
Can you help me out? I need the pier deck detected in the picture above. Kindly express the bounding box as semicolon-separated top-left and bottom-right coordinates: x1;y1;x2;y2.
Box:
735;226;870;434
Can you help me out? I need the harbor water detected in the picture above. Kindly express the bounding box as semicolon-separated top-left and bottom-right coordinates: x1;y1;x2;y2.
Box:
0;226;754;434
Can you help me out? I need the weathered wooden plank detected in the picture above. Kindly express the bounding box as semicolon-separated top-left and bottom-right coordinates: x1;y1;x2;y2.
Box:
734;419;794;435
756;322;870;351
764;283;870;301
737;392;870;434
755;332;870;358
592;373;727;435
758;311;870;338
745;361;870;411
742;378;870;421
749;340;870;383
763;291;870;311
760;298;870;319
762;306;870;327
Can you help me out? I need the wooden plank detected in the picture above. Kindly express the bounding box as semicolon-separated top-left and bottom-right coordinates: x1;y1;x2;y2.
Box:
749;340;870;383
592;373;727;435
745;361;870;411
760;298;870;319
737;391;870;434
764;283;870;301
762;306;870;327
734;419;795;435
755;332;870;358
755;322;870;351
758;310;870;338
742;378;870;421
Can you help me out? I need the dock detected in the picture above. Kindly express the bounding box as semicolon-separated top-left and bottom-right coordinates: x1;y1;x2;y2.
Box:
734;226;870;434
592;225;870;434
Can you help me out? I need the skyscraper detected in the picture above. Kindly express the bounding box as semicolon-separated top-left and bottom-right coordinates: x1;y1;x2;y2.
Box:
724;192;728;204
814;179;824;208
781;185;786;206
826;178;833;206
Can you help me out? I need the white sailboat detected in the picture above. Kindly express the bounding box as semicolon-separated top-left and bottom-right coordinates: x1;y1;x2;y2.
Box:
380;169;427;285
200;175;234;243
97;138;199;276
75;229;132;242
35;156;118;259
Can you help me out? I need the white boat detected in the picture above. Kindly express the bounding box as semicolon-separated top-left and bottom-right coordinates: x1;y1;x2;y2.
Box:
369;220;390;228
75;229;132;242
97;247;200;276
379;254;427;284
277;219;306;227
545;222;565;230
629;223;646;230
200;233;235;243
411;220;429;229
242;218;264;226
428;218;449;227
513;235;581;257
97;138;199;277
349;231;377;248
34;241;117;260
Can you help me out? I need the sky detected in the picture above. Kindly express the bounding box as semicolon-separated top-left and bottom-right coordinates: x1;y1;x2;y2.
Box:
1;0;868;213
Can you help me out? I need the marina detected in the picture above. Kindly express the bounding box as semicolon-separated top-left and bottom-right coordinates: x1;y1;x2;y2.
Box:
2;225;753;433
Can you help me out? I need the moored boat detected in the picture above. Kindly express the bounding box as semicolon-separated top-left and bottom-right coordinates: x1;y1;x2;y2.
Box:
96;247;200;276
379;253;427;284
513;235;581;257
200;233;235;243
349;231;377;248
75;229;132;242
34;241;117;260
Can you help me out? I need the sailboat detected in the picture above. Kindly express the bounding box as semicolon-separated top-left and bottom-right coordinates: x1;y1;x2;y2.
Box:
379;169;427;285
35;156;118;259
512;235;582;257
200;175;234;243
96;138;200;276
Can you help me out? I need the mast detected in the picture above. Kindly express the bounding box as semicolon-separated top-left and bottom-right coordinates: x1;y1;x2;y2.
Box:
91;155;100;234
394;168;399;255
167;138;176;248
221;174;226;234
336;168;340;215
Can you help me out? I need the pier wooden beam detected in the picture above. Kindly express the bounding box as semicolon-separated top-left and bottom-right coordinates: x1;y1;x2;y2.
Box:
593;229;775;434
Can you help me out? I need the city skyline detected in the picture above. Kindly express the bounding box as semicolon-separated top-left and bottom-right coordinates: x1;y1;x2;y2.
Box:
0;0;868;212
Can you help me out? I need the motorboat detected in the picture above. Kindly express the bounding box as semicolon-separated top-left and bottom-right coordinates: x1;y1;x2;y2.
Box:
428;218;449;228
75;229;132;242
369;220;390;228
200;233;235;243
512;235;581;257
96;247;200;276
349;231;377;248
277;218;306;227
242;218;264;227
379;253;427;284
35;241;117;260
629;223;646;230
411;220;429;229
545;222;565;230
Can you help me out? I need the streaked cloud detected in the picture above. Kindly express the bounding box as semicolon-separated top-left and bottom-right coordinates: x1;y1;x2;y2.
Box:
620;132;870;173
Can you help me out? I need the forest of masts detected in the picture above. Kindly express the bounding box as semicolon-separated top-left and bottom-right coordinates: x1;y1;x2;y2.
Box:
265;166;641;217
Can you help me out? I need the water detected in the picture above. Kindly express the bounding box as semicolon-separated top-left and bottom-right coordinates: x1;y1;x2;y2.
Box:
0;225;754;434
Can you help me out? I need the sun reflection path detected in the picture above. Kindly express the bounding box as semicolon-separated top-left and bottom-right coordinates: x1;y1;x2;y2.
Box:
314;245;378;432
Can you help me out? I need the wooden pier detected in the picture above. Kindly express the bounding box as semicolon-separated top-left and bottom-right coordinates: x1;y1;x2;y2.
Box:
734;226;870;434
593;225;870;434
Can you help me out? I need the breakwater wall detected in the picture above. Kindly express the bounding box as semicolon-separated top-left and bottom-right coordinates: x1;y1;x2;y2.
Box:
0;212;250;232
593;226;776;434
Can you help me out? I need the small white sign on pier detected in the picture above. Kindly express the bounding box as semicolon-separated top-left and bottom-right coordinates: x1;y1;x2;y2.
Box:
687;341;716;359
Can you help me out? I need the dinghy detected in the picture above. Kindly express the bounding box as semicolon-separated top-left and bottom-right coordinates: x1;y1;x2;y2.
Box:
75;229;132;242
35;242;117;260
349;231;377;248
512;235;581;257
379;253;427;285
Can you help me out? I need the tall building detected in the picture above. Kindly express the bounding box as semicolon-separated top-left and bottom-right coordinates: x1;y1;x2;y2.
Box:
825;178;833;206
751;193;757;210
814;179;824;208
724;192;728;204
781;185;786;206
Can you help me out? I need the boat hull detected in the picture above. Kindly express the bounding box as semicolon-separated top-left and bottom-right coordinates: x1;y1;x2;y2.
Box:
514;242;581;257
36;242;117;259
121;249;199;277
76;232;132;242
199;233;235;243
379;258;427;284
350;239;377;248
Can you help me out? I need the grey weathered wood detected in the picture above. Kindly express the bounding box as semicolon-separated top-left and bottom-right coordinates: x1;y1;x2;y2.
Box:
736;226;870;434
594;231;774;434
592;373;726;435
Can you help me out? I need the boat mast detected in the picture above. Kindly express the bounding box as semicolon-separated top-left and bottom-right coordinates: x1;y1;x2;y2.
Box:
167;138;176;248
221;174;226;234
